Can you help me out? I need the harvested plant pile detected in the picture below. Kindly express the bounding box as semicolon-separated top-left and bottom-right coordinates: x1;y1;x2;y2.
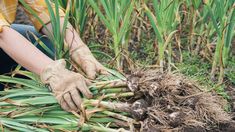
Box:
127;70;235;131
0;69;235;132
0;70;136;132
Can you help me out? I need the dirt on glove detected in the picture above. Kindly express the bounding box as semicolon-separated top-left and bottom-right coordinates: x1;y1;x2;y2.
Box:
127;70;235;132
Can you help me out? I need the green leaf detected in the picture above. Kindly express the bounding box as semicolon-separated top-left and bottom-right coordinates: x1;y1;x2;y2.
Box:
223;8;235;66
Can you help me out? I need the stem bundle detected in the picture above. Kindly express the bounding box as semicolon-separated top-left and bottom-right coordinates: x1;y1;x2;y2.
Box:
0;72;137;132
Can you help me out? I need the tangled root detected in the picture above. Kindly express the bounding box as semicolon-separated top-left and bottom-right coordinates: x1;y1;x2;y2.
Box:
127;70;234;131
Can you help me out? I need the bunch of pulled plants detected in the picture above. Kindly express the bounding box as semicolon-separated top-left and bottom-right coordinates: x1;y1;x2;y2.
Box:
0;69;235;132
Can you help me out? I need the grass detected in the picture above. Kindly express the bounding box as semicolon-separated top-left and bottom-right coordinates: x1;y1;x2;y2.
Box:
225;56;235;84
176;51;230;99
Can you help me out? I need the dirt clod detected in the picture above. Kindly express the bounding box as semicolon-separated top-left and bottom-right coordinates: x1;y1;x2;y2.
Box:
127;70;235;131
130;99;149;120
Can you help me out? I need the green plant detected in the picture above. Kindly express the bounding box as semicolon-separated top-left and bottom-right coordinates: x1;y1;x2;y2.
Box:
19;0;71;59
143;0;180;71
70;0;88;37
58;0;89;37
205;0;235;83
58;0;68;9
87;0;135;70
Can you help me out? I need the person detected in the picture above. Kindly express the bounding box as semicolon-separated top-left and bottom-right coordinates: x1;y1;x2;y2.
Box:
0;0;108;112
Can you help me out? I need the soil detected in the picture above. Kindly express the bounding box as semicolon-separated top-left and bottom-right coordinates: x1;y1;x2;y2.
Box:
225;84;235;112
127;70;235;132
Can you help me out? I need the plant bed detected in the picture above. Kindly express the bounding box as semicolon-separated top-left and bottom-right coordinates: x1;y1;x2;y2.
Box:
0;69;235;132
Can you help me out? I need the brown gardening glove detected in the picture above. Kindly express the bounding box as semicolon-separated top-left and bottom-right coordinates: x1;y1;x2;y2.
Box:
40;59;93;112
71;45;108;79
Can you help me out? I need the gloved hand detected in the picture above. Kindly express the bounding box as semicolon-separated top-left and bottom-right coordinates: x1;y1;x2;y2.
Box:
71;44;108;79
40;59;92;112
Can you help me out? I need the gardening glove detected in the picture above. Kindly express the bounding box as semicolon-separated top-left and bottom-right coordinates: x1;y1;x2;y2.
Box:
40;59;93;112
71;44;108;79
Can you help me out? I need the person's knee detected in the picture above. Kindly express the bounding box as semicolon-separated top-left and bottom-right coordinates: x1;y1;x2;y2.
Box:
10;24;40;39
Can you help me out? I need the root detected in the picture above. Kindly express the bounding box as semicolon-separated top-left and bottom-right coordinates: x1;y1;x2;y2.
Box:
127;69;234;131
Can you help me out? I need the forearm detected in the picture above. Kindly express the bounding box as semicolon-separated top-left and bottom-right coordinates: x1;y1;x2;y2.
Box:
41;17;107;79
41;17;85;51
0;27;53;75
